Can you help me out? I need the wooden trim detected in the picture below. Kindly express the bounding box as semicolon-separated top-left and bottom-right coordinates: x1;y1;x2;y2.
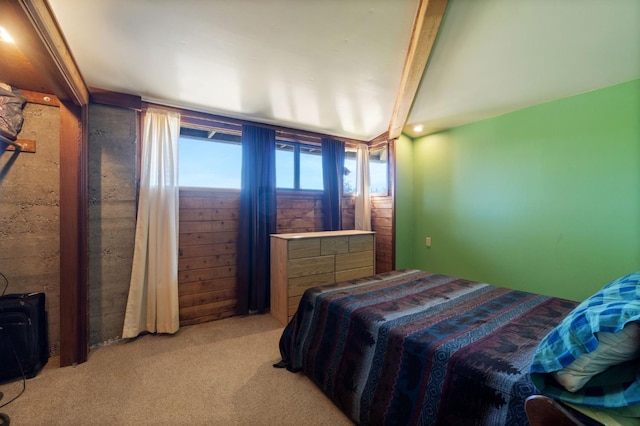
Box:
90;88;142;111
180;116;242;135
368;131;390;146
369;139;390;151
276;189;324;199
79;103;89;361
20;90;60;106
0;0;89;106
179;187;241;196
59;101;89;366
389;139;397;270
388;0;448;140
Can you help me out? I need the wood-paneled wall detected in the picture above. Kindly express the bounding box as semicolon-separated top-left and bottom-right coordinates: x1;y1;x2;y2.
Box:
342;196;355;229
178;188;394;326
178;189;239;326
277;191;323;234
371;196;394;273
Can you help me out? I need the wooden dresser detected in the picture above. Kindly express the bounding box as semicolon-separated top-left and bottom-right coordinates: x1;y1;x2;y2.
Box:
270;230;375;325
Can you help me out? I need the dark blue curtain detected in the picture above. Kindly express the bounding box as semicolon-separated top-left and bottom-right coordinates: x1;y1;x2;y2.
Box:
321;138;345;231
237;125;277;314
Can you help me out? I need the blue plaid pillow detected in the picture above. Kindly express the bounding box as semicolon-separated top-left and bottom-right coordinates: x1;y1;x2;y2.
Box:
530;271;640;407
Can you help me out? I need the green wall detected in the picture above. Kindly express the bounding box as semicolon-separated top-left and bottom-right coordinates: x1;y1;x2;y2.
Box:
396;79;640;301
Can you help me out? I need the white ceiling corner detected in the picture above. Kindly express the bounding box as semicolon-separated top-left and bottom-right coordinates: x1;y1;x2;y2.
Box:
405;0;640;137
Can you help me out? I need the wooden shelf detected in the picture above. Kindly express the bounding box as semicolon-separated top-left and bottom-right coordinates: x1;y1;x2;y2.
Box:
3;139;36;153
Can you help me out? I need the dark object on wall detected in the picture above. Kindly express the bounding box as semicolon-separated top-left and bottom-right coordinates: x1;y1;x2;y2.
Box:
0;293;49;383
0;84;27;141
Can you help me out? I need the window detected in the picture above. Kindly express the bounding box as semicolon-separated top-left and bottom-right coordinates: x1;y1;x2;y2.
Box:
178;127;242;188
276;142;323;190
343;144;389;195
369;144;389;195
344;150;357;194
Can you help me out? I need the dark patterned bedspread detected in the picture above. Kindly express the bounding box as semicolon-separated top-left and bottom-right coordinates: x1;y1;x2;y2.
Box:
278;269;577;426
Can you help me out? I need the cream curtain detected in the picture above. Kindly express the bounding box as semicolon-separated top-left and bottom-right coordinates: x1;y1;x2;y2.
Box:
122;108;181;338
355;144;371;231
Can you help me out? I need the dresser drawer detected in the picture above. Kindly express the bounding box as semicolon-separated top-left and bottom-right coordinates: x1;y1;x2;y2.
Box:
271;231;376;326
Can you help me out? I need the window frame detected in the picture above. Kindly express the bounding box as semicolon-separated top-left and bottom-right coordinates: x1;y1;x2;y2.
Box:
342;142;390;197
368;143;390;197
275;140;323;192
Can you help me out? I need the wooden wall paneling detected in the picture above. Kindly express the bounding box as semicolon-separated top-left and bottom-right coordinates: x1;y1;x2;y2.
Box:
179;242;237;258
179;301;237;326
371;195;394;274
276;191;323;234
178;189;239;325
178;265;236;283
179;220;238;234
371;197;393;209
179;231;237;246
179;288;236;312
179;208;238;222
179;277;236;295
341;196;355;230
372;216;393;228
178;253;236;271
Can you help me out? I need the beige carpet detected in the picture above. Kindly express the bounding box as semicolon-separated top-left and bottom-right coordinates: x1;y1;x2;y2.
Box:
1;314;353;425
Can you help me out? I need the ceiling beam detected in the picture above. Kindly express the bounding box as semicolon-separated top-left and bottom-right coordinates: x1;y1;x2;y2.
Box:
388;0;448;140
368;130;390;146
0;0;89;106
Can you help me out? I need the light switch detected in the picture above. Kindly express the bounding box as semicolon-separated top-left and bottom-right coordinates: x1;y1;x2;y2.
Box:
425;237;432;247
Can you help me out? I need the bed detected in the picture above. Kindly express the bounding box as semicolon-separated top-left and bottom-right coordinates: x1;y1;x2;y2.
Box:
276;269;640;425
276;269;579;425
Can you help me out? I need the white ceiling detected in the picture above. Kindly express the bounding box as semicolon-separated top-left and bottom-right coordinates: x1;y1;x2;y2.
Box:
48;0;419;141
48;0;640;141
407;0;640;137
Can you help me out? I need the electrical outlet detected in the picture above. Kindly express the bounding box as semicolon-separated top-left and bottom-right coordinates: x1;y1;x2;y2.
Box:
425;237;432;247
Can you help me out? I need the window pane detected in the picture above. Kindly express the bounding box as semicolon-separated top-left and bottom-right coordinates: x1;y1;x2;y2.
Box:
300;145;323;190
276;143;294;189
343;150;356;194
178;134;241;188
370;145;388;195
